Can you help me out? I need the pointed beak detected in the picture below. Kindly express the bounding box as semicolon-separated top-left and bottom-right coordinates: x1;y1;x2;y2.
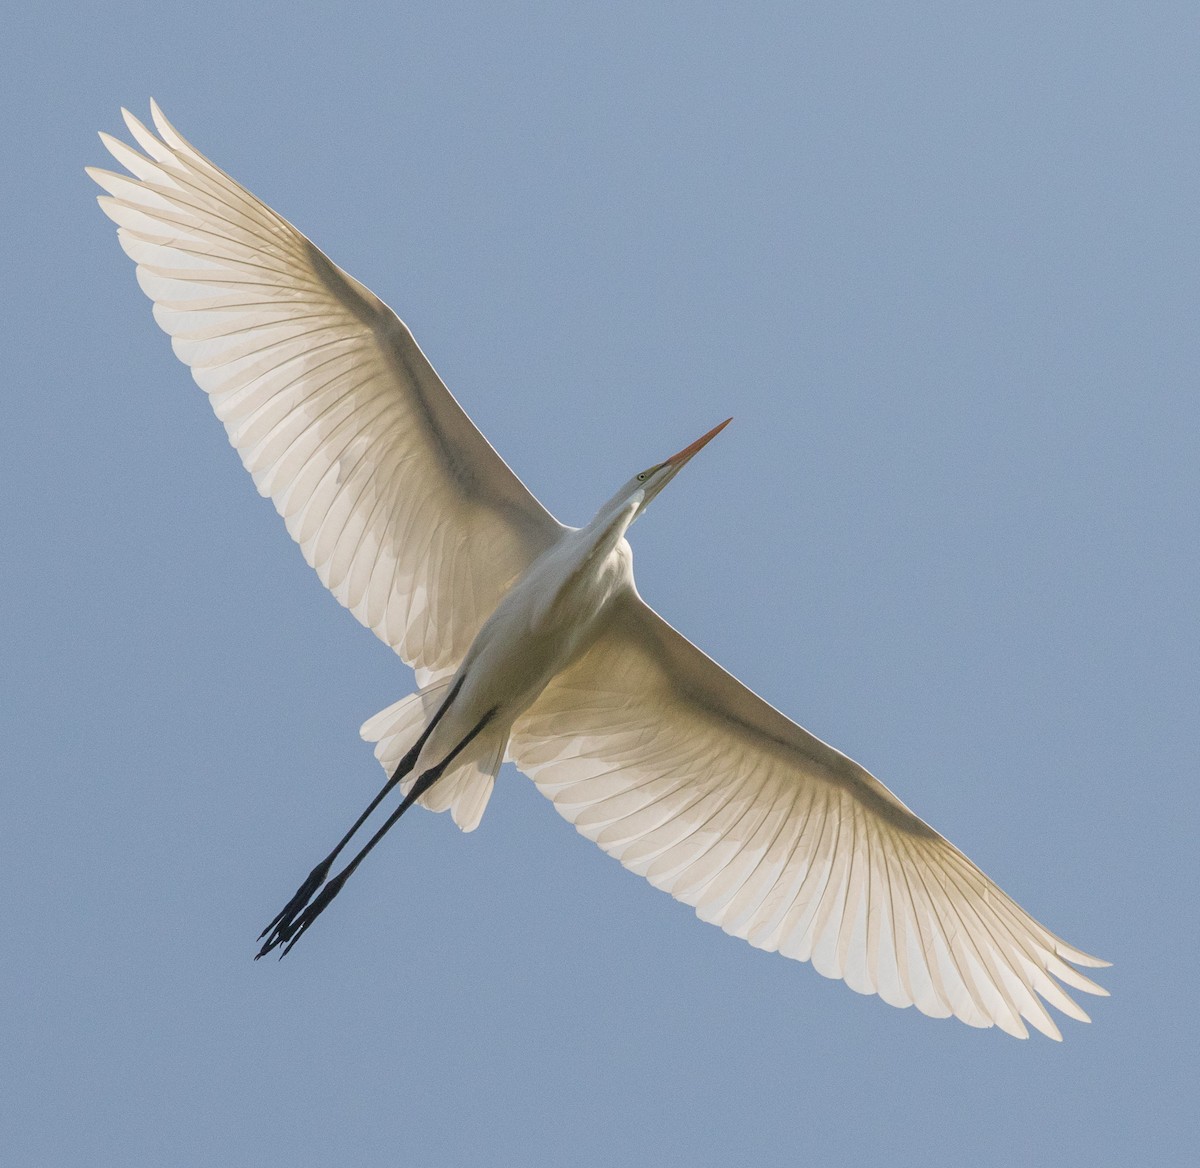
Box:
664;417;733;470
635;417;732;514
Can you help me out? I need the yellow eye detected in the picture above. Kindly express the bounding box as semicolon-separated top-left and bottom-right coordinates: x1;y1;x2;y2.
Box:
636;472;647;481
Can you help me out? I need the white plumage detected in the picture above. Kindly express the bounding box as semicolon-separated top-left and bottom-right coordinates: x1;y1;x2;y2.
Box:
90;103;1108;1038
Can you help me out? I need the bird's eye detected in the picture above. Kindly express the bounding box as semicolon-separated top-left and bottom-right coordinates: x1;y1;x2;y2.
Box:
636;472;648;481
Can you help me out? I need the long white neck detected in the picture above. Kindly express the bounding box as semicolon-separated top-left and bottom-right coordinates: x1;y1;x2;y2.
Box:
580;487;643;556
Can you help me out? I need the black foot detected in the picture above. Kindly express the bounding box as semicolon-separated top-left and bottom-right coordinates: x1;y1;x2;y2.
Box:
276;870;351;957
255;857;334;959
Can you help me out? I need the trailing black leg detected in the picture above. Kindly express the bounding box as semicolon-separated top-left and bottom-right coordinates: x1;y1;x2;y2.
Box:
255;680;463;958
269;707;497;958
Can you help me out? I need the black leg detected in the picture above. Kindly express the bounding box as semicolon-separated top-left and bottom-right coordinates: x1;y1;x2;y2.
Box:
268;707;497;958
254;679;463;958
257;705;497;959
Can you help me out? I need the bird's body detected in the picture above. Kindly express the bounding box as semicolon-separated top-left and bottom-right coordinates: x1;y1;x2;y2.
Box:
90;103;1108;1039
451;494;635;746
413;490;638;803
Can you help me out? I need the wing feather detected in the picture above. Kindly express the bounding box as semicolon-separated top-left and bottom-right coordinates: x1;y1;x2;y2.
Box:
91;104;562;684
509;591;1107;1037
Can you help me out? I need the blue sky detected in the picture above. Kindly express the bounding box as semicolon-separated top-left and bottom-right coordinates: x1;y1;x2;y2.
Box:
3;3;1196;1164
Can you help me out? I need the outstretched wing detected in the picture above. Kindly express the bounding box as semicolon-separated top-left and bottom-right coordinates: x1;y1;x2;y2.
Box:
510;591;1108;1039
90;103;563;685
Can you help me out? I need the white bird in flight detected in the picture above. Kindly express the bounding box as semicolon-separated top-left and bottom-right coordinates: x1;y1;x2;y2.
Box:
90;103;1108;1039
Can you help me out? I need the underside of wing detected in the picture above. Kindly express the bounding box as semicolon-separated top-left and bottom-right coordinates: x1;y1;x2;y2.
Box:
90;103;563;684
510;592;1108;1039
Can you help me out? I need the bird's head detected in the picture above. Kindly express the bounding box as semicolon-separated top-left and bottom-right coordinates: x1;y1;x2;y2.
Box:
592;417;732;534
632;417;732;513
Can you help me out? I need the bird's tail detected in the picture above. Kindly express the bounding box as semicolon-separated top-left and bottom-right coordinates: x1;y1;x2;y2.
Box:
360;684;503;832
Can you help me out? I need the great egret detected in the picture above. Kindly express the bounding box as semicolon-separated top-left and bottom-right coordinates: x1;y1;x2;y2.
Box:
90;103;1108;1039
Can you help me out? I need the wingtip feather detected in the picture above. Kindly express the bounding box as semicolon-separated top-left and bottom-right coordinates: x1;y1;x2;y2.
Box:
150;98;183;149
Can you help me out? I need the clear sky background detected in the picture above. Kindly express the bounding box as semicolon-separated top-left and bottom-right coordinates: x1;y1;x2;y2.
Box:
3;3;1196;1165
